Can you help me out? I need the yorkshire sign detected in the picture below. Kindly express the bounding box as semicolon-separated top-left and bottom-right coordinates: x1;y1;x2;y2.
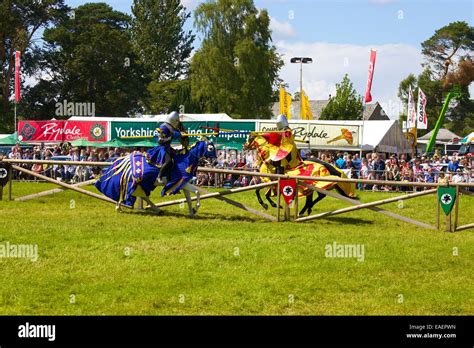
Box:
257;121;361;148
110;121;255;148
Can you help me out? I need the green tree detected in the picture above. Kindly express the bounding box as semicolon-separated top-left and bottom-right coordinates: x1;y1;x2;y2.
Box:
421;21;474;79
398;21;474;135
131;0;194;81
0;0;69;132
23;3;145;118
320;74;363;120
190;0;283;118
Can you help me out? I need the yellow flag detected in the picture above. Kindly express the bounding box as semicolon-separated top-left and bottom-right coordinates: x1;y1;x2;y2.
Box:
285;91;292;119
279;85;285;115
302;90;314;120
279;85;292;119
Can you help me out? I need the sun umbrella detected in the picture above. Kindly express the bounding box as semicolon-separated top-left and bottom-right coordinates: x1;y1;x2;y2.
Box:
460;132;474;144
70;138;98;147
94;138;127;148
0;132;20;145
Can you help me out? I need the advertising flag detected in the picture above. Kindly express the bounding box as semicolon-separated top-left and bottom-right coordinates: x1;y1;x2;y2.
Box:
14;51;21;103
407;87;416;129
364;49;376;103
416;88;427;129
302;91;314;120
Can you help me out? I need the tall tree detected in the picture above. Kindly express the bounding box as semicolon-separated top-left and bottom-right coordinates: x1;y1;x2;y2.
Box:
399;21;474;135
421;21;474;79
23;3;145;119
190;0;283;118
0;0;68;132
131;0;194;81
320;74;363;120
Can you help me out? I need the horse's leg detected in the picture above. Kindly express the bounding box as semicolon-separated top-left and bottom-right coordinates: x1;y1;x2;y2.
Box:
143;196;162;214
299;192;312;216
256;188;268;210
266;187;282;209
183;183;200;214
183;189;195;216
306;192;326;216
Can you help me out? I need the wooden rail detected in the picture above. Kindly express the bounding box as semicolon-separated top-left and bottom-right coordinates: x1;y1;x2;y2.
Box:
3;159;473;189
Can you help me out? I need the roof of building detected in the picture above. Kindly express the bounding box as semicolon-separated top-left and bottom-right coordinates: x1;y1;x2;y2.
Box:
272;100;390;121
418;128;461;142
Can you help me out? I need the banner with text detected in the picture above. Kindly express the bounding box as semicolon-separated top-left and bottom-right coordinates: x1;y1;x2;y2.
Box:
18;120;108;143
111;121;160;139
258;121;360;148
111;121;255;148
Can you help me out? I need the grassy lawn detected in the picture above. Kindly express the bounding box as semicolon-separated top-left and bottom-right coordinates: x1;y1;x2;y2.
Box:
0;181;473;315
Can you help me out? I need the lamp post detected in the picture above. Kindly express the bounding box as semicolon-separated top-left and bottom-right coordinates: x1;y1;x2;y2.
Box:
291;57;313;119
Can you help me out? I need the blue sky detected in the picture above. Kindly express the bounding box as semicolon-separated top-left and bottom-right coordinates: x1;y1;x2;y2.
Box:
62;0;473;118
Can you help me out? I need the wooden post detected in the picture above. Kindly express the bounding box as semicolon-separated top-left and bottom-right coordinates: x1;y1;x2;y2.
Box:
294;179;299;220
136;197;144;211
15;179;96;202
296;185;437;222
296;183;437;229
8;165;12;201
436;191;440;230
445;212;452;232
454;185;460;232
149;181;276;208
11;164;131;208
284;202;290;221
195;186;277;222
277;178;281;222
456;223;474;231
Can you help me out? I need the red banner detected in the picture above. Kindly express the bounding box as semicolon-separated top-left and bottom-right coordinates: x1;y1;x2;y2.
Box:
364;49;376;103
280;179;297;205
18;120;108;143
15;51;21;103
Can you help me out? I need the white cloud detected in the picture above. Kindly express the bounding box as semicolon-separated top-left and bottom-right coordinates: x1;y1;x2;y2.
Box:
275;41;424;118
270;16;296;40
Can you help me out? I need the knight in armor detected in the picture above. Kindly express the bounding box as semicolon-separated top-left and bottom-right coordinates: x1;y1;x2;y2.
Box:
151;111;188;184
271;114;300;174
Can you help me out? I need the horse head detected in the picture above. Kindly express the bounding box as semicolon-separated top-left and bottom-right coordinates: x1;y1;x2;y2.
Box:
191;137;217;164
243;133;259;151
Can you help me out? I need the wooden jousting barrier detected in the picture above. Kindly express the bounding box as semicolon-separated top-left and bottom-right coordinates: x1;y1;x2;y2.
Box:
1;158;473;231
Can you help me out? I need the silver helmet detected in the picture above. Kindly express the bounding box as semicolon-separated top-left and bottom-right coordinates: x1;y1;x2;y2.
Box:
165;111;180;128
276;114;289;131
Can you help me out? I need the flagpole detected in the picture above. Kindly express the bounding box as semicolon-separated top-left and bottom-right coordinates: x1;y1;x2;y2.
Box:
300;61;303;120
14;103;17;134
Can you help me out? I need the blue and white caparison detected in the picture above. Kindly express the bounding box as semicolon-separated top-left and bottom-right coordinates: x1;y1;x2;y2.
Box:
95;138;217;216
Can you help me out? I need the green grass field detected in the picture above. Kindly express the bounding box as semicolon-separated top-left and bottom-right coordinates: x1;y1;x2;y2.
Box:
0;181;473;315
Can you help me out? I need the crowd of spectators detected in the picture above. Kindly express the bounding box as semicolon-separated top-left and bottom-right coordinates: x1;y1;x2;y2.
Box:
5;143;128;182
303;150;472;190
3;142;472;191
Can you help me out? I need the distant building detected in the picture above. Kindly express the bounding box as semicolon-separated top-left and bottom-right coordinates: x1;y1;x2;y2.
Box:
271;100;390;121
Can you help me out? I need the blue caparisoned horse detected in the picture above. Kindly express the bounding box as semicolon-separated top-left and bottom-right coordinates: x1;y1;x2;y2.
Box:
94;139;217;216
